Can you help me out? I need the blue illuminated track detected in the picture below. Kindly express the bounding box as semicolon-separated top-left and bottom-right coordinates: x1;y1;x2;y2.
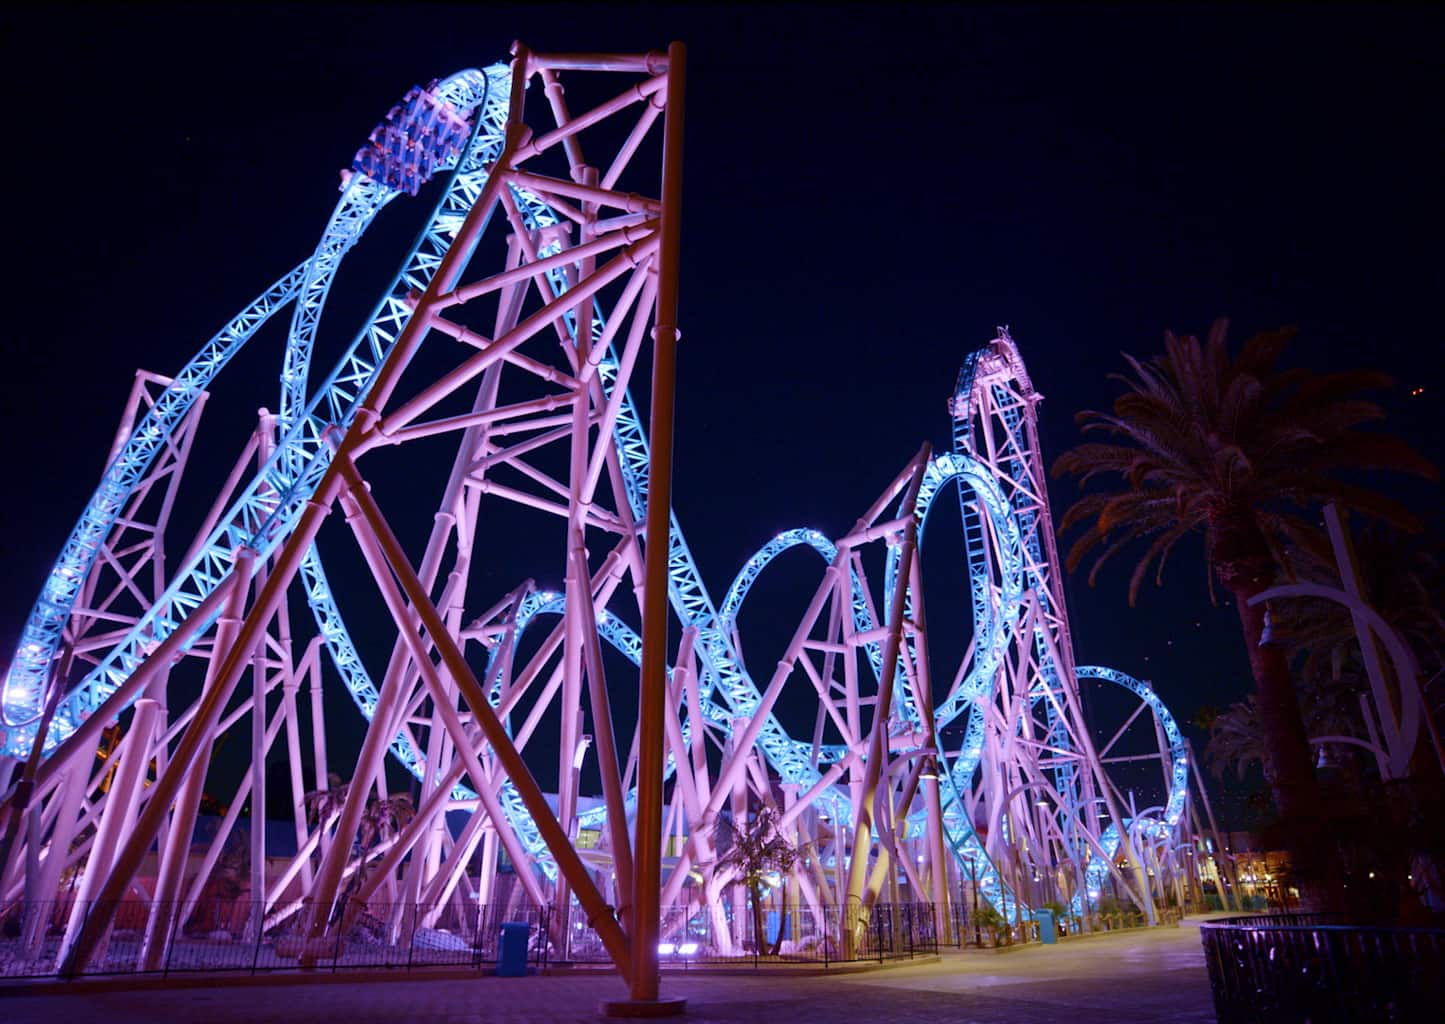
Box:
3;62;1190;923
2;263;308;738
0;68;500;757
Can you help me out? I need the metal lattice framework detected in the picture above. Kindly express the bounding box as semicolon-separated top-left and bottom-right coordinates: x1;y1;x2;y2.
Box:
0;46;1220;993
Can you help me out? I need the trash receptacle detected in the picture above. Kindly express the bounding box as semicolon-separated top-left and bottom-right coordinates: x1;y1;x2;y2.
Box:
1036;908;1057;944
497;921;530;976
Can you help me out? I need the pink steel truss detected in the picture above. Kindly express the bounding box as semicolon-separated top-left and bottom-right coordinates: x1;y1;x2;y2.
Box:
0;45;1214;993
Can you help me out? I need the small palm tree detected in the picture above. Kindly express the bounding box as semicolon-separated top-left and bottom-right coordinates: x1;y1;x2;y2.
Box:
303;774;415;906
1053;320;1435;897
303;773;349;831
973;903;1006;945
1199;697;1269;783
713;805;797;955
1202;675;1364;785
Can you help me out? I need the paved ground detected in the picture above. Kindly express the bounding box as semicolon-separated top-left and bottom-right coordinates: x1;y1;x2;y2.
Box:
0;920;1216;1023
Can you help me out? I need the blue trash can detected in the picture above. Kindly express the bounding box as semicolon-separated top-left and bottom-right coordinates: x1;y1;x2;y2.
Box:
1036;908;1058;944
496;921;531;976
766;909;791;946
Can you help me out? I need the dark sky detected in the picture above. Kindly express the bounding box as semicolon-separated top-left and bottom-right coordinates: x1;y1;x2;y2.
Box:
1;3;1439;826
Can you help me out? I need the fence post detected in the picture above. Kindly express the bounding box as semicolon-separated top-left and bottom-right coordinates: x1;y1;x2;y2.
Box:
876;906;884;964
407;903;418;971
252;900;265;974
62;900;88;980
332;905;345;972
163;900;182;978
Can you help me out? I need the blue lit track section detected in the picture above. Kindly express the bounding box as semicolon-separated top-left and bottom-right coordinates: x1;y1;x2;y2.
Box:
1075;665;1188;834
1;67;504;759
714;401;1194;921
720;529;837;631
4;54;1196;933
1075;664;1190;900
899;452;1026;918
722;457;1030;919
717;528;881;768
2;263;308;746
240;56;778;866
262;58;766;862
287;68;505;781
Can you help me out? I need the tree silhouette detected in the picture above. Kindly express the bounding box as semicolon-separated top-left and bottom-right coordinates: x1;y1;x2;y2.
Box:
1053;319;1435;901
714;805;797;954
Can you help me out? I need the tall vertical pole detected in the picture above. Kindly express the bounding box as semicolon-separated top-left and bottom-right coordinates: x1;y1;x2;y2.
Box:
629;41;685;1008
1187;739;1238;911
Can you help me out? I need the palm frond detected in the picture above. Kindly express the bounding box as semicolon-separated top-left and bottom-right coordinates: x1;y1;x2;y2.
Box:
1054;319;1435;606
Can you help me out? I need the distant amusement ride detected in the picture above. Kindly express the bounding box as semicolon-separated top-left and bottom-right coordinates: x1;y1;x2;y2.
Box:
0;45;1232;994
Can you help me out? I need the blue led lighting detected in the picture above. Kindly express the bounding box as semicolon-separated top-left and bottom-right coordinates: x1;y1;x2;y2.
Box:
3;64;1193;926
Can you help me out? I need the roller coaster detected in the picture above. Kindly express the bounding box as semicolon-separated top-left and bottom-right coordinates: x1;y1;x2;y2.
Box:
0;45;1228;995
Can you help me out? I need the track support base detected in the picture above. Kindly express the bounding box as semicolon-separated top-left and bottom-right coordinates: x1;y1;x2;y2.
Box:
599;997;688;1017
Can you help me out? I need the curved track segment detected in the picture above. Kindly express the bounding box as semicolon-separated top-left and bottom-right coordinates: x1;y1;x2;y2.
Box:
0;68;502;760
2;264;307;744
714;332;1195;920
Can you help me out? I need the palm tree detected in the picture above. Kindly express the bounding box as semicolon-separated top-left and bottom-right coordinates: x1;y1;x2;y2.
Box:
1052;319;1435;894
1274;521;1445;919
1274;520;1444;716
1201;675;1366;786
1197;696;1269;783
304;775;416;907
714;805;798;955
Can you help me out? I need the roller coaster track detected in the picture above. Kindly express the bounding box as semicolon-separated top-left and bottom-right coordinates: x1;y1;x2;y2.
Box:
2;60;1191;927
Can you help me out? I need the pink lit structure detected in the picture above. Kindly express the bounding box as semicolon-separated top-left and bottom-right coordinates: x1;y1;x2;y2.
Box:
0;44;1219;998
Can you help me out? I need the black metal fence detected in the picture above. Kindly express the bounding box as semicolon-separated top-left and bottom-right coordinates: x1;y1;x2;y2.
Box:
0;897;937;980
639;901;938;967
944;899;1182;948
0;898;553;979
1199;913;1445;1023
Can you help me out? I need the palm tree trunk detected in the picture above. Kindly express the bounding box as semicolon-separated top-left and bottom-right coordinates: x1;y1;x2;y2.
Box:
1229;582;1317;820
750;880;765;955
1228;578;1335;907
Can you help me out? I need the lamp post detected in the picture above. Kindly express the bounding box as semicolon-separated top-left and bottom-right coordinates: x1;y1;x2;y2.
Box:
964;851;981;946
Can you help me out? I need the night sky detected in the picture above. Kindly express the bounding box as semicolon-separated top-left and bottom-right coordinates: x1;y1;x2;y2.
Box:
1;4;1439;827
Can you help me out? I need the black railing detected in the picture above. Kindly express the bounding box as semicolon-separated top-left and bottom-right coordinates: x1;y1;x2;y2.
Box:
0;898;551;979
578;901;938;967
0;898;938;979
1199;913;1445;1023
943;899;1180;948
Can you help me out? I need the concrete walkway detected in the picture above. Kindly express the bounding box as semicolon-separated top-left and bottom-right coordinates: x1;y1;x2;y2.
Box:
0;920;1216;1023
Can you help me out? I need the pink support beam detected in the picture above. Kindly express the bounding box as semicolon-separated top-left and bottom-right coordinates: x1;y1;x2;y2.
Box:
627;40;686;1008
3;44;1224;992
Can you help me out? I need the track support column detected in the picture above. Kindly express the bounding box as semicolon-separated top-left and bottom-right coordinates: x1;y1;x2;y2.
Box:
605;40;687;1019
